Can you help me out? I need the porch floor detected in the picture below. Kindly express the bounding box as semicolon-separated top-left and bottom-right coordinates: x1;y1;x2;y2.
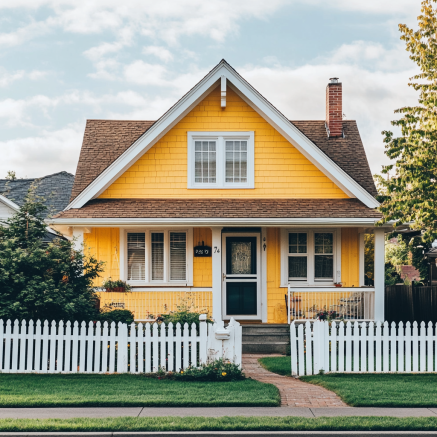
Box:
242;354;347;408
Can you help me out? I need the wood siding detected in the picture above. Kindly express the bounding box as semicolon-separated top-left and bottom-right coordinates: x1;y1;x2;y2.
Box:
99;86;348;199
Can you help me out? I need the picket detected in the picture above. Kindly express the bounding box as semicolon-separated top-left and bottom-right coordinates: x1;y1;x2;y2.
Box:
290;320;437;375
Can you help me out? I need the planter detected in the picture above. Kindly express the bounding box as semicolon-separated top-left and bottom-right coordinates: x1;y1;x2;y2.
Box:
334;284;342;288
106;287;126;293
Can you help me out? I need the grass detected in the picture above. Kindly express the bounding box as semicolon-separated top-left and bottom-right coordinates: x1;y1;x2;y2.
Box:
0;374;279;407
2;417;437;431
259;356;291;376
258;356;437;408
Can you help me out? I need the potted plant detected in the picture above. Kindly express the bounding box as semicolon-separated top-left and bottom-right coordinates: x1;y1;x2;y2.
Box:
102;278;132;293
334;282;343;288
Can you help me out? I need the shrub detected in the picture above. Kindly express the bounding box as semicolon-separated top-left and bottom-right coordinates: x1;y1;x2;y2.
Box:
160;296;213;326
173;358;245;381
99;309;135;325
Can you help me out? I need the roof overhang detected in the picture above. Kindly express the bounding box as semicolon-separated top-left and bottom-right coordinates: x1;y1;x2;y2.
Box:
0;194;20;212
49;217;389;228
66;60;380;211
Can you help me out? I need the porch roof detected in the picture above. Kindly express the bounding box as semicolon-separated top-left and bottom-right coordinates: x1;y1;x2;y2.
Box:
53;198;382;223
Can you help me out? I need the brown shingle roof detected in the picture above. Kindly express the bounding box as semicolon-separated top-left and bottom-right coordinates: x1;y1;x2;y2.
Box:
55;198;381;219
70;120;155;202
69;119;376;204
291;120;377;197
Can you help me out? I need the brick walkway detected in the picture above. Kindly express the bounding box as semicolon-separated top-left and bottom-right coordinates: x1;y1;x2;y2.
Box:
242;354;348;408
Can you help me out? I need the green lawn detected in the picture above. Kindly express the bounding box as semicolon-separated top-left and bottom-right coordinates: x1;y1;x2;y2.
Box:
0;374;279;407
258;356;437;407
1;417;437;432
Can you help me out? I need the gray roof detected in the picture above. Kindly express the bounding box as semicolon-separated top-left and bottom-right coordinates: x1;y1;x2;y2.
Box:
0;171;74;218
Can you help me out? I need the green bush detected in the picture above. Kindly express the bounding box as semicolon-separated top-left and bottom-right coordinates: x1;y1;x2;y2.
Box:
172;358;245;381
160;296;213;326
99;309;134;325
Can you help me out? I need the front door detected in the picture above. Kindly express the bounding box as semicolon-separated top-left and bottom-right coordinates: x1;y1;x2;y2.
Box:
222;234;261;320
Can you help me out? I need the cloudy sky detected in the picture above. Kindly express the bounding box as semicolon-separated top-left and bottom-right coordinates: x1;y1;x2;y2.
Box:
0;0;424;179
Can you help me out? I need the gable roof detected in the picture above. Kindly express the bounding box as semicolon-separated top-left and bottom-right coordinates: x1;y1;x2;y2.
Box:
0;171;75;218
0;194;20;213
66;59;379;209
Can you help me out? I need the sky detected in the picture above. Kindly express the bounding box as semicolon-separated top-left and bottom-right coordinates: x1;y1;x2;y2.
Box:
0;0;425;179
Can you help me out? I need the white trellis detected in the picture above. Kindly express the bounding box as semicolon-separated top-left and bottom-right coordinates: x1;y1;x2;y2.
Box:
0;317;242;373
291;320;437;375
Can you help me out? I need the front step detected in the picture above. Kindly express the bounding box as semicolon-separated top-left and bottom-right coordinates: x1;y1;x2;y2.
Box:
242;324;290;354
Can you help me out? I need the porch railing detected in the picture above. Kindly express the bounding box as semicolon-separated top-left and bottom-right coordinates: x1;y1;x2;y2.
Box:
287;285;375;324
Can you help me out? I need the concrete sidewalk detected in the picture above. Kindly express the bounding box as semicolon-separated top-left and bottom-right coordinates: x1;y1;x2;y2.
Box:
0;407;437;418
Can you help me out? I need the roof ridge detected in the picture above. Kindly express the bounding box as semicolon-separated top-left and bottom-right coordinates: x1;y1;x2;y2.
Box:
0;171;74;182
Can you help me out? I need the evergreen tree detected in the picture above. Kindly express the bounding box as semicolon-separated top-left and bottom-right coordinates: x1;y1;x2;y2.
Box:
0;188;104;321
378;0;437;242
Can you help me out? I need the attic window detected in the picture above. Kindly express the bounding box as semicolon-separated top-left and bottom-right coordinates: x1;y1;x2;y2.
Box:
188;131;254;189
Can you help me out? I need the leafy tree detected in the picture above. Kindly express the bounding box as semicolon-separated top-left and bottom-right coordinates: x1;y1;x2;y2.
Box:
377;0;437;242
0;188;104;322
364;234;375;285
385;235;409;268
5;171;16;181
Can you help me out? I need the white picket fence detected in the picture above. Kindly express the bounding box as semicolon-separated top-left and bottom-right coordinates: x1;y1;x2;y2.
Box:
291;320;437;375
0;317;242;373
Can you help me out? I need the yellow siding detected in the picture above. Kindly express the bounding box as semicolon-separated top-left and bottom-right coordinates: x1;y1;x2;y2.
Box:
193;228;212;287
266;228;288;323
341;228;360;287
84;228;120;287
99;87;348;199
97;291;212;321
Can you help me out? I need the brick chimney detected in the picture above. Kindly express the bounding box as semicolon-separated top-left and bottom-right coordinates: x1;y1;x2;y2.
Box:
326;77;343;138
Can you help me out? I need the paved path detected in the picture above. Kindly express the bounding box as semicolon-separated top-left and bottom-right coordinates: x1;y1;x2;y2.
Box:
0;407;436;419
242;354;348;408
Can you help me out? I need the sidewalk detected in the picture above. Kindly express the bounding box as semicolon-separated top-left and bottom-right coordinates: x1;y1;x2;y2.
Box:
0;407;436;418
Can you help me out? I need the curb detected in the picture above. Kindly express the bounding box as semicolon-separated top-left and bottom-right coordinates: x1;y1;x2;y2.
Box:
0;432;437;436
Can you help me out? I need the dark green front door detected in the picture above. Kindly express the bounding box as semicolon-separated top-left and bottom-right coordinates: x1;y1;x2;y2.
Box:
224;236;258;316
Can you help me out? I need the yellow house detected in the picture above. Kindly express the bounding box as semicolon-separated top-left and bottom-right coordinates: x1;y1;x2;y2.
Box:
52;60;385;328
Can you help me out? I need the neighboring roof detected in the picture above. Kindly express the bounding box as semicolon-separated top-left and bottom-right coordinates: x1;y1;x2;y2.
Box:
291;121;377;197
70;120;154;202
54;198;382;220
0;172;74;218
0;193;20;212
66;60;379;210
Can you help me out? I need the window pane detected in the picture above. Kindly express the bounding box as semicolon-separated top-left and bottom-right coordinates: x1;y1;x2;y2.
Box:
315;255;333;279
288;256;307;279
151;233;164;280
315;232;333;254
170;232;186;281
289;233;307;254
127;233;145;281
194;140;216;183
225;140;248;183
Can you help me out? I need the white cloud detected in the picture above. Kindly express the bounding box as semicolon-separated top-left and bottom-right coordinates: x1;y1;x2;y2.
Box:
0;126;84;178
142;46;173;62
0;68;48;87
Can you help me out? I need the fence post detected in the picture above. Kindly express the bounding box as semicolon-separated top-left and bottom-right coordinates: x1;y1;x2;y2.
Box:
199;314;208;364
313;321;321;374
117;322;128;373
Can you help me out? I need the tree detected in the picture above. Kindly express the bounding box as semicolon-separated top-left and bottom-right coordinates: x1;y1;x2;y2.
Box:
0;188;104;321
5;171;16;181
377;0;437;243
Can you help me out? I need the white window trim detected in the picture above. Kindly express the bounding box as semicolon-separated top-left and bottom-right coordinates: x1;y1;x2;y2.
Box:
122;228;193;286
187;131;255;189
280;228;340;287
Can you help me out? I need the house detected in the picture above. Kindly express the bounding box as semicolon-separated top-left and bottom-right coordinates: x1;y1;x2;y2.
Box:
0;171;74;242
51;60;387;326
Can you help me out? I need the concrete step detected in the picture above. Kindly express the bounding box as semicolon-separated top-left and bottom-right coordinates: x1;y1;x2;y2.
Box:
243;328;289;335
242;342;289;354
243;334;289;343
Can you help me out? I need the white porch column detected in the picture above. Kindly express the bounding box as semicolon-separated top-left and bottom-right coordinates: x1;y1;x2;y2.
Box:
72;227;84;252
211;227;223;322
374;228;385;321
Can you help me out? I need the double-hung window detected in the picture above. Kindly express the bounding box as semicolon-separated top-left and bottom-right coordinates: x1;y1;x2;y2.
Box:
188;132;254;189
282;230;337;285
126;230;190;284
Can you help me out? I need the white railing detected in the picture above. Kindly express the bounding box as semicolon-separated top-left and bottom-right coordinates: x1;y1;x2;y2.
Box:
291;320;437;375
287;286;375;324
0;317;242;373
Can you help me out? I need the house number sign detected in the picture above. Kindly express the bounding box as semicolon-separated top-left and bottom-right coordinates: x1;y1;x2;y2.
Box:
194;242;212;257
